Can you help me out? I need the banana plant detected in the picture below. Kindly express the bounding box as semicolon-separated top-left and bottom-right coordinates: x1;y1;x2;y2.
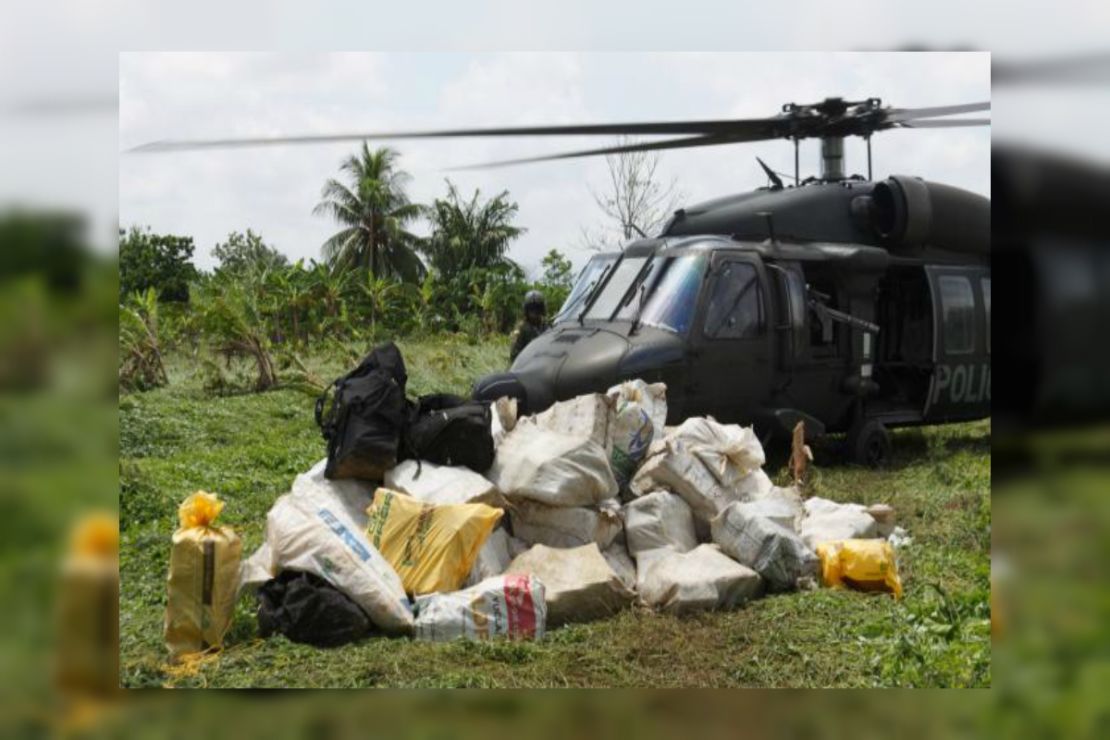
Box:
362;274;403;338
195;279;277;392
119;288;168;390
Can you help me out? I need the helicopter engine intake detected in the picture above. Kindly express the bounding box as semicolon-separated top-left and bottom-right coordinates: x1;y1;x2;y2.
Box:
869;175;989;256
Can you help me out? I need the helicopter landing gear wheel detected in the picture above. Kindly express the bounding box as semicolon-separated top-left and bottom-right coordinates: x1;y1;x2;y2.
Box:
848;418;890;468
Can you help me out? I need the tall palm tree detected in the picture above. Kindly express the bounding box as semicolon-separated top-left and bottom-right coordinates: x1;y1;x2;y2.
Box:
313;144;425;282
421;180;525;275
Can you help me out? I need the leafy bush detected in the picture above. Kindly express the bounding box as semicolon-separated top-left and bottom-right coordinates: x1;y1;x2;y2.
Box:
118;150;580;393
119;226;197;302
212;229;288;276
193;278;278;392
119;289;168;391
538;248;574;313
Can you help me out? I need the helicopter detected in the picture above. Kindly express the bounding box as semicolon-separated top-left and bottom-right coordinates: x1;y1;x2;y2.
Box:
133;95;990;466
459;97;991;465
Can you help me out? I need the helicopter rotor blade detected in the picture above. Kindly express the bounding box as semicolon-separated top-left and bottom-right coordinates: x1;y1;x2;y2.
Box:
126;98;992;159
448;133;755;169
127;117;785;154
884;101;990;122
897;118;991;129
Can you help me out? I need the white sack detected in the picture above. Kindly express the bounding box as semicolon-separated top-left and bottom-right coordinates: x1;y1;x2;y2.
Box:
799;496;879;549
608;402;654;488
414;574;546;641
524;393;613;452
742;485;806;532
463;527;522;587
509;499;622;550
620;438;666;504
804;496;870;517
637;544;763;615
602;542;638;593
606;380;668;443
240;457;376;595
489;424;618;507
384;459;503;507
623;490;698;558
734;468;775;500
711;503;819;592
292;458;376;528
667;417;765;489
866;503;897;538
259;491;414;633
506;543;634;626
630;438;737;526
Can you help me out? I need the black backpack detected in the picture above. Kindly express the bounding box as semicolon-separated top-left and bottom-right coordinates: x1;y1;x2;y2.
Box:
406;393;495;473
315;342;409;481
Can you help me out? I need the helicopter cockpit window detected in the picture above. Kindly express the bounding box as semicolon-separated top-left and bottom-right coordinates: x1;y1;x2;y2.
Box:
614;260;661;322
584;256;648;321
631;254;706;334
704;261;764;339
553;254;618;324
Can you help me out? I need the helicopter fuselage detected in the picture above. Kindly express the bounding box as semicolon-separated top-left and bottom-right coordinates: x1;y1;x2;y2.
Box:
473;178;991;446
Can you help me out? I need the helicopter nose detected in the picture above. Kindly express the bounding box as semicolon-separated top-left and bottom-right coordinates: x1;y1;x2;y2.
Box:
555;329;629;399
471;372;529;407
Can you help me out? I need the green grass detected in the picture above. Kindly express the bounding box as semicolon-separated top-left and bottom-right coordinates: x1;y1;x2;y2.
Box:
119;333;990;688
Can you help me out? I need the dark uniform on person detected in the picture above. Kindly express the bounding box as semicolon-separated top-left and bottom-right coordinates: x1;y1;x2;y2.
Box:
509;290;550;363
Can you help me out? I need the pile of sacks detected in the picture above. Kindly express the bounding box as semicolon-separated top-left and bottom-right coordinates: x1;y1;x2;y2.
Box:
235;379;905;648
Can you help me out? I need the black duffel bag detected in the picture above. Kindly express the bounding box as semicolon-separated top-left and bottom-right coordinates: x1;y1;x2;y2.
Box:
315;342;409;481
257;570;371;648
405;393;495;473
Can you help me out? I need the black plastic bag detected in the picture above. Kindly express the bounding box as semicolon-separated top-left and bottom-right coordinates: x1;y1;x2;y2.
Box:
257;570;372;648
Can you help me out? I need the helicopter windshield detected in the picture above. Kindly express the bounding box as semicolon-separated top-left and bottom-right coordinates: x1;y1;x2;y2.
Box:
553;254;618;324
584;256;649;321
583;252;706;334
619;253;706;334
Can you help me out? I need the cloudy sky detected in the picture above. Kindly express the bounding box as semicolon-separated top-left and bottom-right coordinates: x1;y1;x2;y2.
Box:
119;52;990;276
5;2;1109;260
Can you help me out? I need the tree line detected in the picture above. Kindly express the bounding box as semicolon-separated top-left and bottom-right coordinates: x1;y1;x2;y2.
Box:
119;145;575;393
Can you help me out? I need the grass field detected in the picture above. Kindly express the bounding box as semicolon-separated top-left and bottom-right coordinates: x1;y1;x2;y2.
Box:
118;333;990;688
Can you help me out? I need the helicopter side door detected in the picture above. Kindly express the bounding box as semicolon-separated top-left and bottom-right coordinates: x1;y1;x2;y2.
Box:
686;252;773;423
765;260;857;431
923;265;991;422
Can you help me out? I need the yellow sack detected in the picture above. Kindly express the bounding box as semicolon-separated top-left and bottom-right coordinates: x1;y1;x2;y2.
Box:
164;491;242;660
56;513;120;694
816;539;903;598
366;488;503;595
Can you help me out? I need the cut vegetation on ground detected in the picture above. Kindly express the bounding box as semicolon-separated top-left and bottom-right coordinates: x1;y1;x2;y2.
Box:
119;334;990;688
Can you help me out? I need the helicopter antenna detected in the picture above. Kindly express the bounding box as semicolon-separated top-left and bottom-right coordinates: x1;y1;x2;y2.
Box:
756;157;784;190
767;166;799;184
